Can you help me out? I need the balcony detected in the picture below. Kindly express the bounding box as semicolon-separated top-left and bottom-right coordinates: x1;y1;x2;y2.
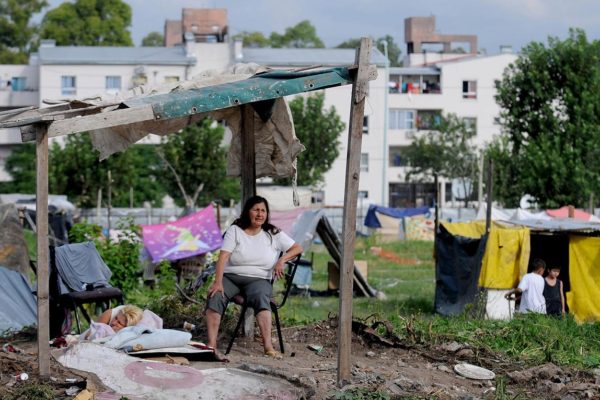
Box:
389;68;441;95
0;88;38;107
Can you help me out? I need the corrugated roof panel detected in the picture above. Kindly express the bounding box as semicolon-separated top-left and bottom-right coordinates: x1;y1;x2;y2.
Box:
38;46;196;66
241;48;388;67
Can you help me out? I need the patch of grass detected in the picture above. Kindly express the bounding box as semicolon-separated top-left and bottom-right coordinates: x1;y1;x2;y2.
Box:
281;235;600;370
327;387;390;400
5;383;55;400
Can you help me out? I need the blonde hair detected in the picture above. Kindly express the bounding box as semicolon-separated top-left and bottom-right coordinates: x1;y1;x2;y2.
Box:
120;305;143;327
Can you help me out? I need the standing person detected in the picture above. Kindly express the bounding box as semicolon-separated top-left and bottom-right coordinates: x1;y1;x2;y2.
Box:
205;195;303;360
504;259;546;314
544;266;565;316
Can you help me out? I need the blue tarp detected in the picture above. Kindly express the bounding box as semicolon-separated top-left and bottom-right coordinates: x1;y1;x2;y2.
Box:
0;267;37;333
364;205;430;228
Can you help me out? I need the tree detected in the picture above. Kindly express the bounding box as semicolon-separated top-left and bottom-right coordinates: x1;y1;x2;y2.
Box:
489;29;600;208
39;0;133;46
277;92;344;186
270;20;324;48
0;0;48;63
48;134;164;207
336;35;402;67
158;118;240;208
232;31;269;48
403;113;479;200
2;143;36;192
2;134;164;206
141;31;163;47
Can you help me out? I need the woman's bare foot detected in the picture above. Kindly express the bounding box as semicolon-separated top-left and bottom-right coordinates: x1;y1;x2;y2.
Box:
208;347;229;363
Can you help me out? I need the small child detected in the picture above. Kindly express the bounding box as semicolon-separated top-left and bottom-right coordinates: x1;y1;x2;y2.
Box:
505;259;546;314
543;266;565;316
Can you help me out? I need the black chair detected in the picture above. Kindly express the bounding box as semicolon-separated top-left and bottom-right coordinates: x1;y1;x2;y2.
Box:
50;244;124;334
225;255;301;355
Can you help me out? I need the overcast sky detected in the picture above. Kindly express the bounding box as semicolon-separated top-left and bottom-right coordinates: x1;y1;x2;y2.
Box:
42;0;600;54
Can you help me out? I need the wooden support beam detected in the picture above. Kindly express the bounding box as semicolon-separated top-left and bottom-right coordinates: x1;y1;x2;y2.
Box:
241;104;256;205
21;106;155;142
337;37;372;387
240;104;256;337
36;125;50;378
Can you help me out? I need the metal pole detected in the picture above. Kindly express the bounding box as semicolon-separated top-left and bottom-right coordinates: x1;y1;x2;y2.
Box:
485;159;493;233
107;170;112;232
381;41;389;207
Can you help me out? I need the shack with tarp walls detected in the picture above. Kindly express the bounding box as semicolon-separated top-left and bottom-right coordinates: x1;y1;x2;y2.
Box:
0;37;377;383
435;219;600;322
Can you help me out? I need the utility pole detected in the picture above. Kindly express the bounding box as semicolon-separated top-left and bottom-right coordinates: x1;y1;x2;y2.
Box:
381;40;389;207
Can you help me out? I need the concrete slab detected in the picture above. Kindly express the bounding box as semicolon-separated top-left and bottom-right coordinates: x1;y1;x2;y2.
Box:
54;343;300;399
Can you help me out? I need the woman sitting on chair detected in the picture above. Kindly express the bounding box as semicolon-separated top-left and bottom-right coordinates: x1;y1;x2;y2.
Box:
205;195;302;360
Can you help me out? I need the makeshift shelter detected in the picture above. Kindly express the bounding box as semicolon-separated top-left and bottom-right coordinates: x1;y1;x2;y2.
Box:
0;267;37;334
364;204;430;239
0;204;31;278
436;218;600;322
0;38;376;383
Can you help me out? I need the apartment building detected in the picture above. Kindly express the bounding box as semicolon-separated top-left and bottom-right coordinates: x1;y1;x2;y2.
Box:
0;12;516;208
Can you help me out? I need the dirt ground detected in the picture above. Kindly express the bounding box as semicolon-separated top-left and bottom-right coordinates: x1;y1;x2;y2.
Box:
1;320;599;400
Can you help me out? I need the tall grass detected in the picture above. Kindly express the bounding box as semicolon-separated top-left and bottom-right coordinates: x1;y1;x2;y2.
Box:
280;235;600;369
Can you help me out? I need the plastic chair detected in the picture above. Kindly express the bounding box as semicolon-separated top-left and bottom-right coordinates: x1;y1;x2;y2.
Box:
225;254;301;355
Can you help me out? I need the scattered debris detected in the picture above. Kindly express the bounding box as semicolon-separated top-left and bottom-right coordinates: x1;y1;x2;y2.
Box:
454;363;495;380
369;246;420;265
307;344;323;354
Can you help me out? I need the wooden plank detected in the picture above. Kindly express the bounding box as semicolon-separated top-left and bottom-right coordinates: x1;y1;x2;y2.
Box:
240;104;256;337
241;104;256;205
36;125;50;378
337;37;372;387
315;217;372;297
21;106;155;142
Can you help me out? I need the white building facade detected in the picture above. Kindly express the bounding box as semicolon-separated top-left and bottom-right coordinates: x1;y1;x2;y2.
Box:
0;22;516;209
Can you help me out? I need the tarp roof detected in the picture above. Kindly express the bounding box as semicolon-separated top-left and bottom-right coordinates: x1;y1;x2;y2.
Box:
504;218;600;233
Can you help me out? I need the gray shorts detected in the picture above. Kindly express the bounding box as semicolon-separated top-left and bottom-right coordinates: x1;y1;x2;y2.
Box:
206;273;272;316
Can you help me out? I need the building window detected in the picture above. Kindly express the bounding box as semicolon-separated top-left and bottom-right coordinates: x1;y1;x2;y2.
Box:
416;110;442;130
360;153;369;172
389;146;409;167
10;77;26;91
164;76;180;84
132;75;147;87
105;76;121;93
61;76;76;96
463;117;477;133
363;116;369;134
462;80;477;99
389;109;415;130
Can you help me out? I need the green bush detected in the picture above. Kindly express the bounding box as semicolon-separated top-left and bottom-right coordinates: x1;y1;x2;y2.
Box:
69;217;142;297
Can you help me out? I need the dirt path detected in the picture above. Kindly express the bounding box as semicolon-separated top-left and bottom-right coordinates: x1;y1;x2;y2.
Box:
1;322;599;399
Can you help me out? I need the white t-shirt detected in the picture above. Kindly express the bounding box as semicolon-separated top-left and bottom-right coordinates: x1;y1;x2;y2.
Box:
517;272;546;314
221;225;295;279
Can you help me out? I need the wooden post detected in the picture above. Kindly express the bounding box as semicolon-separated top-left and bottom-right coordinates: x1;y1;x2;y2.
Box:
35;125;50;378
107;170;112;232
240;104;256;337
241;104;256;205
337;37;372;387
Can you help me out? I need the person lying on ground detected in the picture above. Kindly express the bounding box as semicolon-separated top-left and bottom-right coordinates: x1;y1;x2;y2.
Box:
205;195;303;361
82;304;145;340
505;259;546;314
